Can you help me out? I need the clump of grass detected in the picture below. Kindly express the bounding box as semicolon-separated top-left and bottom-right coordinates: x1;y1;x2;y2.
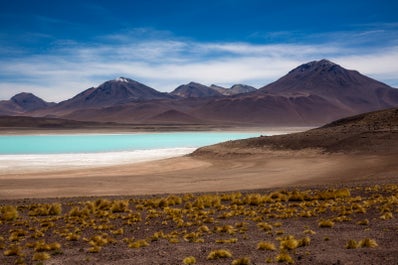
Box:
0;205;19;221
32;252;51;261
14;256;25;264
128;239;149;248
110;200;129;213
111;228;124;235
216;238;238;244
183;232;203;243
3;244;22;256
87;245;101;253
318;219;335;228
303;229;316;235
199;225;210;233
257;241;276;251
359;238;378;248
279;236;299;250
9;229;27;242
345;239;358;249
207;249;233;260
182;256;196;264
30;240;60;253
215;225;236;234
357;219;369;225
346;238;378;249
380;212;393;220
29;203;62;216
298;236;311;247
65;233;81;241
317;188;351;200
232;257;251;265
94;198;112;210
275;251;294;264
257;222;273;231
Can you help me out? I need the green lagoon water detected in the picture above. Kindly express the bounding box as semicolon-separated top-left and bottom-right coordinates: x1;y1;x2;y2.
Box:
0;132;260;155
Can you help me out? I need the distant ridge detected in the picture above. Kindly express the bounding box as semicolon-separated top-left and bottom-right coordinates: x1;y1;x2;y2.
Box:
1;59;398;125
0;93;54;115
210;84;257;95
170;82;223;98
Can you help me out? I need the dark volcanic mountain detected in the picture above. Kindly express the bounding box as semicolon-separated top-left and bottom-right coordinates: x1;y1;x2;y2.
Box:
170;82;223;98
261;59;398;113
0;93;54;115
210;84;257;95
56;77;172;110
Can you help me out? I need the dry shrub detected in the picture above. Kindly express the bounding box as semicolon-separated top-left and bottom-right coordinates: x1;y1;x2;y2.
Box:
128;239;149;248
345;239;358;249
232;257;251;265
257;222;273;231
3;244;22;256
183;256;196;264
1;205;19;221
318;219;335;228
275;251;294;264
207;249;233;260
359;238;378;248
279;237;299;250
257;241;276;251
32;252;51;261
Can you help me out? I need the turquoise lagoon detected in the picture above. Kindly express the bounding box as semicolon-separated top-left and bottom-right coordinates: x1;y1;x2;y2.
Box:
0;132;265;171
0;132;260;155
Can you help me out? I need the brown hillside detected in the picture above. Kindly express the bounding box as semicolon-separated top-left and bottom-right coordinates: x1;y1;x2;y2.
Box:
194;108;398;155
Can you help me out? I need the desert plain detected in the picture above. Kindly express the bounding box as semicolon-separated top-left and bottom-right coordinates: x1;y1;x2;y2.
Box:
1;108;398;264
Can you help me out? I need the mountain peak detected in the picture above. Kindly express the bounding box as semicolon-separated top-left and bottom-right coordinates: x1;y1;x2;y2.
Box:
114;77;131;83
211;84;257;96
58;77;172;109
10;92;53;111
290;59;340;74
260;59;397;113
11;92;36;101
170;82;222;98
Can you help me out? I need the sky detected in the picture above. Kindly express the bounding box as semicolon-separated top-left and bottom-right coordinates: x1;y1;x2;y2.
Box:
0;0;398;102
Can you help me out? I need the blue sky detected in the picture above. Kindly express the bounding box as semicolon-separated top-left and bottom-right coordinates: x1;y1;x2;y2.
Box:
1;0;398;102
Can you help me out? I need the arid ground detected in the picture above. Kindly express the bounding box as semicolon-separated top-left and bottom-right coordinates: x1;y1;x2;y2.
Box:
1;108;398;264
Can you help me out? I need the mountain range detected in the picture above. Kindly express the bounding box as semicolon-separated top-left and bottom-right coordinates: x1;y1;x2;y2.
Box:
1;59;398;126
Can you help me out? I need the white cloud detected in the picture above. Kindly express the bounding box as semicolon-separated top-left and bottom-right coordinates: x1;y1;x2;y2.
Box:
1;33;398;102
333;47;398;80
